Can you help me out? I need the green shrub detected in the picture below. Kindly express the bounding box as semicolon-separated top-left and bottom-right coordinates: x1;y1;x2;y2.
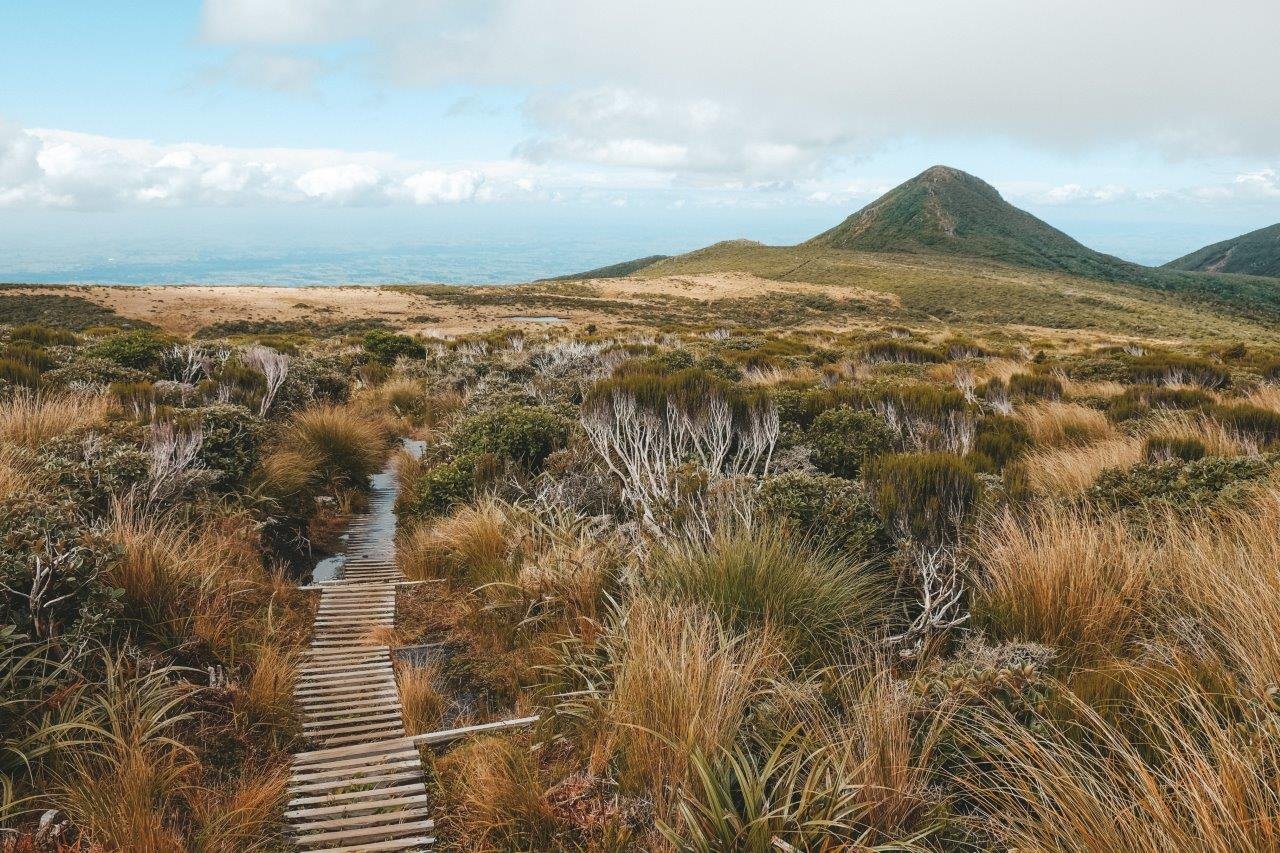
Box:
863;340;945;364
1091;455;1276;515
1143;435;1206;463
1211;403;1280;448
37;430;150;515
453;405;571;471
647;525;887;663
757;471;886;558
362;329;426;365
177;404;265;490
971;414;1032;470
867;452;983;545
1008;372;1062;401
89;330;168;370
0;494;121;642
401;458;475;518
806;406;895;478
10;323;78;347
1128;354;1229;389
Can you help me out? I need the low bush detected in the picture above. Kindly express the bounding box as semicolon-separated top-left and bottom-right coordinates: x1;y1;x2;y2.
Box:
867;452;983;545
10;323;78;346
1129;353;1230;389
453;404;571;471
1091;454;1276;515
3;342;57;372
362;329;426;365
400;457;476;518
863;340;945;364
757;471;886;558
971;414;1032;470
0;357;40;388
178;404;265;490
90;330;169;370
806;405;895;477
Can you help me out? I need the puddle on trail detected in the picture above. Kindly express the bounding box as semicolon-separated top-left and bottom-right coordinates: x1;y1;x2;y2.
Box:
308;437;424;584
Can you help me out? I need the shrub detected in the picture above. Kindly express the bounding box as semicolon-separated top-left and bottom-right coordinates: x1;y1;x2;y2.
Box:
38;430;150;514
90;330;168;370
1090;455;1276;515
757;471;885;558
1143;435;1206;463
1129;353;1230;389
362;329;426;365
1008;372;1062;401
400;458;475;518
177;404;265;490
971;414;1032;470
867;452;983;545
863;384;976;454
453;405;571;471
806;406;895;478
1211;403;1280;447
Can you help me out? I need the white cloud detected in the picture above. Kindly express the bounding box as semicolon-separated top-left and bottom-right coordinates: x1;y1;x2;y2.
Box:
198;0;1280;182
0;122;532;210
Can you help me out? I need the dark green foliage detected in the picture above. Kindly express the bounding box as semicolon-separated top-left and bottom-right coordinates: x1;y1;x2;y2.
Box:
540;254;670;281
867;452;983;545
37;431;150;516
943;336;990;359
1128;354;1230;389
0;294;144;330
90;330;168;370
771;384;862;429
864;340;945;364
1144;435;1206;463
1008;372;1062;401
0;358;40;388
453;405;571;471
362;329;426;365
0;493;121;642
971;414;1032;470
40;356;148;388
806;406;895;478
1108;384;1213;419
177;404;265;490
1262;360;1280;382
1163;222;1280;277
589;366;771;430
1211;403;1280;447
2;342;56;372
9;323;78;346
401;459;475;519
757;471;886;558
109;381;156;414
1091;455;1276;515
695;353;743;383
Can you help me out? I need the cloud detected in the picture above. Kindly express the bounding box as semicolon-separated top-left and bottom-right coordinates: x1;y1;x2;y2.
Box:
0;121;515;210
198;0;1280;181
205;50;329;94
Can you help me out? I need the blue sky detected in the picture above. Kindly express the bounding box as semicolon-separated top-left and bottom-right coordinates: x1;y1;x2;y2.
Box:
1;1;1278;282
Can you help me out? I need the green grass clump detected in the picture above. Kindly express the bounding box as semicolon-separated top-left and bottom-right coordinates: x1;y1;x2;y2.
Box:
1128;354;1230;389
10;323;78;346
867;452;983;545
1008;372;1062;401
647;525;886;662
0;358;40;388
863;340;945;365
1144;435;1207;463
1211;403;1280;448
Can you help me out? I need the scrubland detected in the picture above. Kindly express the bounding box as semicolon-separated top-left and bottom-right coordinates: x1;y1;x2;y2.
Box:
3;294;1280;851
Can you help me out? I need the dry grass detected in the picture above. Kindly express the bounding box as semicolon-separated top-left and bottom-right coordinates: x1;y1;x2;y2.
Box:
398;498;513;586
0;446;31;499
1143;409;1253;457
237;646;298;734
433;735;557;849
188;766;289;853
1016;436;1143;495
1244;383;1280;414
396;660;448;735
0;388;113;449
973;506;1156;670
1020;400;1115;447
58;740;191;852
955;673;1280;852
601;597;774;808
266;403;390;490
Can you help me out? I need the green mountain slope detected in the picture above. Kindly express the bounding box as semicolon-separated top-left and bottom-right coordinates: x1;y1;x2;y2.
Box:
1164;223;1280;277
540;254;670;281
805;165;1140;280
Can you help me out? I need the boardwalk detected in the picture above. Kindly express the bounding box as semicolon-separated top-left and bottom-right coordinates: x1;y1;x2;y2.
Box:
287;458;436;851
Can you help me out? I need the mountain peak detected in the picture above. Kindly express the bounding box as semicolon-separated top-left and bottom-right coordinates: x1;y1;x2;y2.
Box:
804;165;1136;280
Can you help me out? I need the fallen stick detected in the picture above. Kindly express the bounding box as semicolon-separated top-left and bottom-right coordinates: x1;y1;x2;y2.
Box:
410;715;540;746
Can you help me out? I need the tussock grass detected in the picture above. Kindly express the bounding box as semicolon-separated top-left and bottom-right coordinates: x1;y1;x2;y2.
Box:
433;735;557;849
396;660;448;735
1021;400;1114;447
647;525;886;662
0;388;113;449
398;498;513;586
973;507;1155;670
273;404;389;489
1016;436;1144;495
188;766;288;853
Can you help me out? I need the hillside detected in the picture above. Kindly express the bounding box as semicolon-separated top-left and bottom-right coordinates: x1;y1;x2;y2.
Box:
540;254;670;281
804;165;1140;281
1164;222;1280;277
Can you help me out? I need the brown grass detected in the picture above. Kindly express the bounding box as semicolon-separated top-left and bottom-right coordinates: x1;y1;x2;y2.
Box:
0;388;113;449
1016;436;1143;495
396;660;448;735
237;646;298;734
973;506;1156;670
188;766;289;853
433;735;558;849
398;498;513;586
1020;400;1115;447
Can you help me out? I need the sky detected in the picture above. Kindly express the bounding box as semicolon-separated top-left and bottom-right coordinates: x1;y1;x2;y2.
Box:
1;0;1279;283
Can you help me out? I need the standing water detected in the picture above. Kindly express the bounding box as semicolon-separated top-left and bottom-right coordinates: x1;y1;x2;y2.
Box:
310;438;426;584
